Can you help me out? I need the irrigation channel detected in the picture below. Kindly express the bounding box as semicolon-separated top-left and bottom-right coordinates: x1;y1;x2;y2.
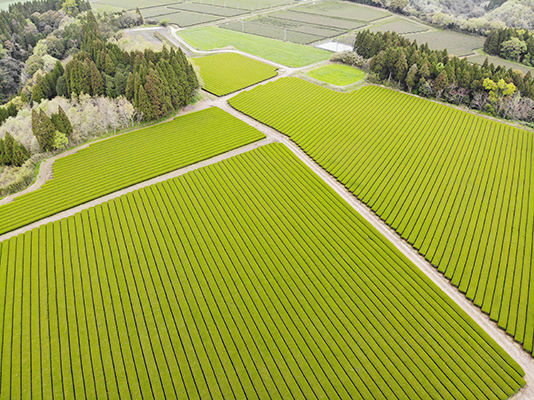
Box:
1;29;533;399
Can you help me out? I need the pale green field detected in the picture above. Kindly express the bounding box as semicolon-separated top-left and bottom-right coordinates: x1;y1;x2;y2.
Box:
307;64;366;86
179;26;331;67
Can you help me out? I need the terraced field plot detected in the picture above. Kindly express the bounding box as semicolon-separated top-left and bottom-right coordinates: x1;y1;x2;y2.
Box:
272;10;365;30
178;26;331;66
221;20;324;44
192;53;277;96
0;107;265;236
404;30;484;57
196;0;292;10
307;64;365;86
0;143;525;399
295;0;390;21
169;2;248;16
153;11;222;26
230;77;534;354
369;18;430;34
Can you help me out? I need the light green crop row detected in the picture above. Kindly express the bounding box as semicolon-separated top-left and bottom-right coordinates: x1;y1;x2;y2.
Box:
0;107;265;236
192;53;278;96
0;143;524;399
229;77;534;354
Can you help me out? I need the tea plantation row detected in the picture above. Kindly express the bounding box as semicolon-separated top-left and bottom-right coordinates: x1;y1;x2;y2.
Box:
0;144;524;399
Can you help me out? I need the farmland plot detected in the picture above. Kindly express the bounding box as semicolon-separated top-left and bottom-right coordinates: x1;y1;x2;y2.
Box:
230;77;534;354
153;10;222;26
169;2;248;16
178;26;331;66
192;53;278;95
0;107;265;236
0;143;525;399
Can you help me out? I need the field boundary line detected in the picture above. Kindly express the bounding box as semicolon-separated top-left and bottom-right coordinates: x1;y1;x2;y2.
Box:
0;137;275;243
222;102;534;400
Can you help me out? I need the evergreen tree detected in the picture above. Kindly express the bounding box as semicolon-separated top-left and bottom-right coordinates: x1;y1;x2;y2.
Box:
12;141;30;166
89;61;104;96
137;85;153;121
32;81;45;104
33;109;56;151
3;132;14;165
51;106;73;136
56;76;68;97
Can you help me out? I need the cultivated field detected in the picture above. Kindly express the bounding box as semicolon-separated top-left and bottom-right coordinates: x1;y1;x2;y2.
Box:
307;63;365;86
178;26;331;66
0;143;525;399
272;10;365;30
0;107;265;236
192;53;278;95
230;78;534;354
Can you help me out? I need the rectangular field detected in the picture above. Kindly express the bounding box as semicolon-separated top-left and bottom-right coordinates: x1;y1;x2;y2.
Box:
178;26;331;66
229;77;534;355
90;0;181;11
0;107;265;236
192;53;278;95
0;143;525;399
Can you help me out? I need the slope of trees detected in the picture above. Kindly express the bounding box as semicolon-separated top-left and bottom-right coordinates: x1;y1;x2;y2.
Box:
353;30;534;122
35;11;198;121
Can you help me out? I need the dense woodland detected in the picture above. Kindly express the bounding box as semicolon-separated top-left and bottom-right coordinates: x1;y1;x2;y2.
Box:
351;30;534;122
485;28;534;66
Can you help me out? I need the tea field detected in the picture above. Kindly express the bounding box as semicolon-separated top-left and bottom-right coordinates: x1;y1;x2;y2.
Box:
0;107;265;236
192;53;278;96
230;77;534;354
0;143;525;399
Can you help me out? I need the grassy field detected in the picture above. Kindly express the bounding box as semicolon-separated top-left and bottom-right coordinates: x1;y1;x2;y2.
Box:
192;53;278;95
230;77;534;355
307;64;365;86
0;107;265;236
0;143;525;399
178;26;331;67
